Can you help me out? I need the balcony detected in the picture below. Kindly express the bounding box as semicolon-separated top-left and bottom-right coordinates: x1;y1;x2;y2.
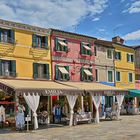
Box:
0;71;17;78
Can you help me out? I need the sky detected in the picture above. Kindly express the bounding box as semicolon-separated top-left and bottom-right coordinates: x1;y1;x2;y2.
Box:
0;0;140;46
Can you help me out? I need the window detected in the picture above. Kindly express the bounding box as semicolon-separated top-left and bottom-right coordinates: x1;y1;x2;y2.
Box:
33;63;49;79
81;67;93;81
0;60;16;77
107;70;113;82
55;38;68;52
32;34;48;49
80;42;92;56
128;73;133;82
95;69;99;81
55;65;69;81
115;52;121;60
107;49;113;59
0;29;15;44
94;46;97;56
116;71;121;82
127;53;134;62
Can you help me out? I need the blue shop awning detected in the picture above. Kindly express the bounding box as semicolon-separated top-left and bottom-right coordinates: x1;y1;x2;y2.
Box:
128;89;140;97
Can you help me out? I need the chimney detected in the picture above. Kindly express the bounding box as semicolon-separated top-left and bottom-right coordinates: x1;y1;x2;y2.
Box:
112;36;124;44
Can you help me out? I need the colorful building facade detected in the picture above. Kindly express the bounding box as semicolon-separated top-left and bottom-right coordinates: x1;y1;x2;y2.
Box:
0;19;51;80
113;36;135;89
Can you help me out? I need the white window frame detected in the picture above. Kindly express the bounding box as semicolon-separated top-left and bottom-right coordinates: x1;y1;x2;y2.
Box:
115;71;121;82
127;53;134;63
106;49;113;60
107;70;114;83
95;69;99;82
128;72;133;83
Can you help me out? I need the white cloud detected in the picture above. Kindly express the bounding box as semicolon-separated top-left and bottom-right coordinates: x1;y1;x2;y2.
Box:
98;28;106;32
124;0;140;13
123;29;140;40
0;0;108;30
92;17;100;21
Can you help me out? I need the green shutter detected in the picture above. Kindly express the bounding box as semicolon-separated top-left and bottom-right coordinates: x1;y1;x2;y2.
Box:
131;55;134;62
45;36;48;49
33;63;38;79
11;60;16;77
80;42;84;54
80;67;84;81
0;60;2;76
55;65;59;80
88;44;92;56
127;54;129;62
64;40;68;52
10;30;15;44
89;68;93;81
119;52;121;60
45;64;49;79
32;34;37;48
65;66;70;80
55;38;59;51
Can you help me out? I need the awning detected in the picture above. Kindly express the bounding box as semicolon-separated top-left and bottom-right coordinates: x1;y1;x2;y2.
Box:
83;45;91;50
58;67;69;74
128;89;140;97
58;40;67;46
0;79;82;96
58;81;128;95
84;69;92;76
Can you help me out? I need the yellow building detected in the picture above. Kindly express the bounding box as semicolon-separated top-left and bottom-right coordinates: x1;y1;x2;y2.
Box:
0;19;52;80
112;36;135;89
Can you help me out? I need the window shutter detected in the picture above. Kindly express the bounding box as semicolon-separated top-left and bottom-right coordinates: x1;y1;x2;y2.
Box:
32;34;37;48
80;42;84;54
45;36;48;49
65;66;70;80
55;65;59;80
55;38;58;51
80;67;84;81
45;64;49;79
10;30;15;44
64;40;68;52
0;60;2;76
131;55;134;62
127;54;129;62
33;63;38;79
88;44;92;56
11;60;16;77
119;52;121;60
89;68;93;81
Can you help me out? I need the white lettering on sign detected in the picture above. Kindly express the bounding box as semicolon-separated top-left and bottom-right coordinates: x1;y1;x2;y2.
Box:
45;90;63;95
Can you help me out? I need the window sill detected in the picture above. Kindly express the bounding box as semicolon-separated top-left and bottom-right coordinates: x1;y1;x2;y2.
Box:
55;50;67;53
32;47;49;50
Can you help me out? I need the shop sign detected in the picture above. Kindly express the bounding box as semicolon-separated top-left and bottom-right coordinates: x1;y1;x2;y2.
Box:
45;89;63;95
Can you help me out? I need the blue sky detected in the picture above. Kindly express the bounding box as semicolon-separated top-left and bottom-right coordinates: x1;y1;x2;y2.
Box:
0;0;140;46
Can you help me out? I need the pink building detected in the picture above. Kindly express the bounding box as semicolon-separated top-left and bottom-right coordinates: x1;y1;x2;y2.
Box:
50;29;96;82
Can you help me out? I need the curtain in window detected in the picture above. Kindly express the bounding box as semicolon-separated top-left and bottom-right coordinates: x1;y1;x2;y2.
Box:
66;95;78;126
91;95;102;123
24;93;40;129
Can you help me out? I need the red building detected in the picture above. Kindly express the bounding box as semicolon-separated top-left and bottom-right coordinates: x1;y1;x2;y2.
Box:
50;29;97;82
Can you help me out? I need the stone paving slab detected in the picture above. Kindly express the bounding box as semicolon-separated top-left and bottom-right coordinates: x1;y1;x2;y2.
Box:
0;115;140;140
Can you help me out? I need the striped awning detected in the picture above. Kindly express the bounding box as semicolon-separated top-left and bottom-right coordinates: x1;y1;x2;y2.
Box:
58;67;69;74
58;40;67;46
83;45;91;50
84;69;92;76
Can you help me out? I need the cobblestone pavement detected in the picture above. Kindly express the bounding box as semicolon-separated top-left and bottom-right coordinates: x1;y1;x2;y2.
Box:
0;115;140;140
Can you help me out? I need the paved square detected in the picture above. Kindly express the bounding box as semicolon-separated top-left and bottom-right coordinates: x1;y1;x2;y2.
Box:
0;115;140;140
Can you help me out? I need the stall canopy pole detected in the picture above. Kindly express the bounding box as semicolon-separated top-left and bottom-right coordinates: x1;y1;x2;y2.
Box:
24;93;40;130
66;95;78;126
91;95;102;124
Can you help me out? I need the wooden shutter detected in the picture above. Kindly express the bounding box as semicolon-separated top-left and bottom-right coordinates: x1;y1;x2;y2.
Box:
55;38;58;51
88;43;92;56
64;40;68;52
11;60;16;77
65;66;70;80
55;65;59;80
131;55;134;62
33;63;38;79
127;54;129;62
0;60;2;76
119;52;121;60
89;68;93;81
80;67;84;81
45;64;49;79
32;34;37;48
10;30;15;44
45;36;48;49
80;42;84;54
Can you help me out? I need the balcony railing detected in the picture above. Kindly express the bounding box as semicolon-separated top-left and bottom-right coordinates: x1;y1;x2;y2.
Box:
1;71;17;77
0;37;15;44
33;73;50;80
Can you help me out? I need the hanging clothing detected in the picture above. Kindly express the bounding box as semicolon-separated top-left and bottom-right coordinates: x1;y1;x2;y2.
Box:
0;105;5;122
